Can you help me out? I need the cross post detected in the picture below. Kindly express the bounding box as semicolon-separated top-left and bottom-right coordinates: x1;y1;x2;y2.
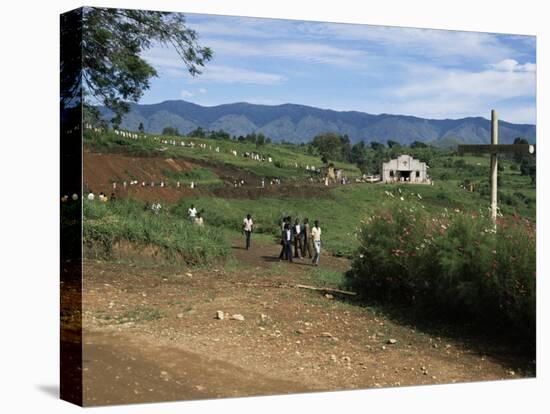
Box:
490;109;498;223
457;109;535;228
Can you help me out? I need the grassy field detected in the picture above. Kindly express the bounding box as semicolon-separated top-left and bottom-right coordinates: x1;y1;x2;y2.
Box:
162;168;223;187
170;171;535;257
81;128;535;260
84;129;362;179
83;198;230;264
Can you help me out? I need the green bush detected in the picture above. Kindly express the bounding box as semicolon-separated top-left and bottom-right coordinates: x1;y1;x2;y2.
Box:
346;206;535;345
83;199;230;264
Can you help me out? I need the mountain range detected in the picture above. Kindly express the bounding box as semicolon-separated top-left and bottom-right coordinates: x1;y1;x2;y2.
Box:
99;100;536;147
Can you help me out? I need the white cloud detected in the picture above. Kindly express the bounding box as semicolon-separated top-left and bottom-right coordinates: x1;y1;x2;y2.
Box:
203;38;367;68
198;88;207;94
187;16;529;65
189;65;286;85
395;65;535;101
296;23;518;63
488;59;536;72
187;16;277;39
143;46;286;85
180;89;193;98
381;61;536;123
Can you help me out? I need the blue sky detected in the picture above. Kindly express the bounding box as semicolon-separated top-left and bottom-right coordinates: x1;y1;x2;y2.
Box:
139;13;536;124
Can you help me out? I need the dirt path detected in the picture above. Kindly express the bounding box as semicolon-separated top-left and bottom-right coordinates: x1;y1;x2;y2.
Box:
83;331;311;406
81;238;530;406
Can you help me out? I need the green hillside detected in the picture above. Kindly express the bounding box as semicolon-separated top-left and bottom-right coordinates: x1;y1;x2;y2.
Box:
84;129;362;180
81;127;535;259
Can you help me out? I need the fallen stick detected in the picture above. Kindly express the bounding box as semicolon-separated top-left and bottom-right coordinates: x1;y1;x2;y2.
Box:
294;284;357;296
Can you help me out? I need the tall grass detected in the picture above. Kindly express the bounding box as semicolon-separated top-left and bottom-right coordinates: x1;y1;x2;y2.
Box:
162;168;222;186
83;199;230;264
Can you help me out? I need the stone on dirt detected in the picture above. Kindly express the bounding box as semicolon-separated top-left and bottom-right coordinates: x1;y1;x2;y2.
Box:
215;311;225;320
231;314;245;321
387;338;397;344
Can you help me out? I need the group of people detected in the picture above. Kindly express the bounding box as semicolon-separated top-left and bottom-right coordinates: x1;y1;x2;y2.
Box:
86;190;115;202
187;204;204;226
111;180;199;189
241;214;322;265
279;217;322;265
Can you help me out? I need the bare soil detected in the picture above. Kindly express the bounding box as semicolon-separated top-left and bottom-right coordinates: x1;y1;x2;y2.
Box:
83;152;334;203
80;238;531;406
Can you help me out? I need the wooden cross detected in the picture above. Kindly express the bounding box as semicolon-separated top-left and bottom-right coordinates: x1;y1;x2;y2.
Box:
457;110;534;227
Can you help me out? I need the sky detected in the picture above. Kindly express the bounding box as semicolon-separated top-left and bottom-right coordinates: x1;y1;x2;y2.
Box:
139;13;536;124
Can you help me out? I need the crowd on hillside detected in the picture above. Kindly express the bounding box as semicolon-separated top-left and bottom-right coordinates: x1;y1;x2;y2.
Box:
85;124;341;174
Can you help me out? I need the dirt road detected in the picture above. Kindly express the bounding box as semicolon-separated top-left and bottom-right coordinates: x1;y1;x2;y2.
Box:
81;238;531;406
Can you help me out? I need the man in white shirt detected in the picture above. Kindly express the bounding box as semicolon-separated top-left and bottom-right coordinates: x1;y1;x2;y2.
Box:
188;204;197;221
242;214;254;250
311;220;322;266
87;191;95;201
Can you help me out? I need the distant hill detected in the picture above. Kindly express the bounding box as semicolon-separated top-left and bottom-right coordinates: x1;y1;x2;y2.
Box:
99;100;536;146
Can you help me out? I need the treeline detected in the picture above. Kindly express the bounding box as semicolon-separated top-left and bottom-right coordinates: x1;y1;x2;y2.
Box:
161;126;272;146
138;121;535;178
510;137;536;184
308;132;438;175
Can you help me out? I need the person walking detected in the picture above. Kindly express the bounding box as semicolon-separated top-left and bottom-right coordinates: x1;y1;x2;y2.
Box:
282;222;293;262
278;216;291;260
311;220;322;266
293;218;303;258
243;214;254;250
302;218;313;259
188;204;197;221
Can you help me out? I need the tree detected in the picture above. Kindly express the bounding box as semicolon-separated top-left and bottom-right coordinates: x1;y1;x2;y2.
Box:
513;137;529;164
162;126;179;136
312;133;343;163
410;140;428;148
256;133;266;147
76;8;212;126
188;127;205;138
208;129;230;140
387;139;401;148
340;134;352;162
138;122;144;133
350;142;367;170
370;141;385;151
520;158;536;184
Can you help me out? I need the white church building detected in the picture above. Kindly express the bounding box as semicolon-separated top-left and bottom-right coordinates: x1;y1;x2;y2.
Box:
382;154;431;184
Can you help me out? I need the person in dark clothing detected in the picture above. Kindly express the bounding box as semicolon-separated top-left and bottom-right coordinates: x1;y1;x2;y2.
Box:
278;216;291;260
282;222;293;262
302;218;313;259
293;218;303;258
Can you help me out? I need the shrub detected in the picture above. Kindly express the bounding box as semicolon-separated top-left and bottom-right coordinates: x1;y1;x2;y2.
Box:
83;199;230;264
346;206;535;346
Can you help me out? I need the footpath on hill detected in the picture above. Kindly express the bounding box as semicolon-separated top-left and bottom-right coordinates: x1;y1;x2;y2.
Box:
80;237;529;406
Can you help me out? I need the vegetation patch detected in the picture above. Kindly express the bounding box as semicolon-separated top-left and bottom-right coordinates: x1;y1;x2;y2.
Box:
345;205;535;353
83;198;230;264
